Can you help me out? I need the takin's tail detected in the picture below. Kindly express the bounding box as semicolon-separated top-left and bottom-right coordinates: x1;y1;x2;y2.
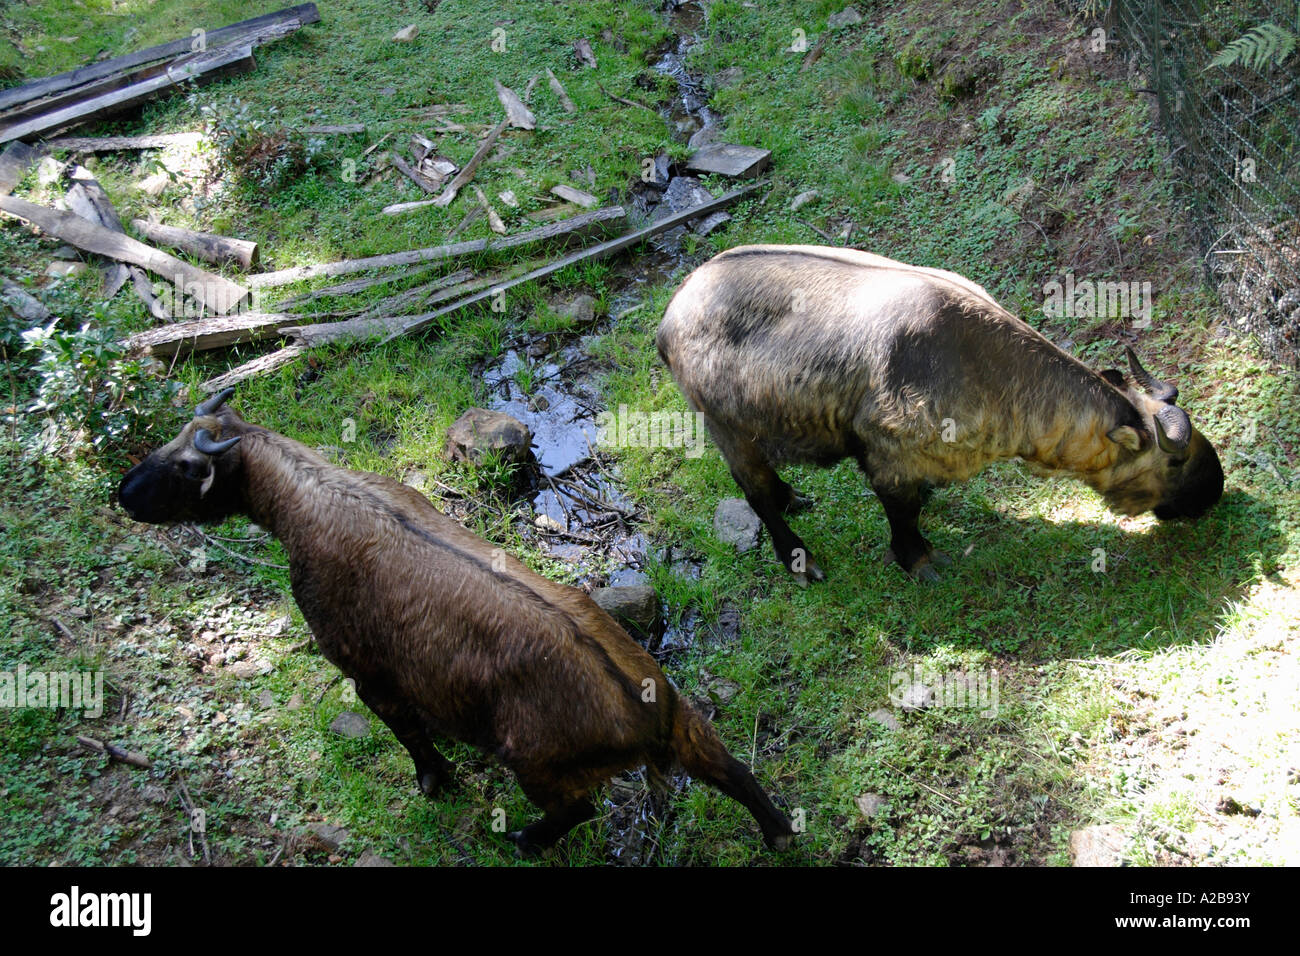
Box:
669;694;794;850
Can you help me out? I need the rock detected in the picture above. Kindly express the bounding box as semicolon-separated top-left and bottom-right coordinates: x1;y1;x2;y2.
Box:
693;210;731;237
868;707;901;732
687;123;725;150
713;498;760;552
558;293;597;325
354;849;395;867
393;25;419;42
534;513;564;532
712;67;743;89
1069;824;1125;866
141;784;168;804
225;660;263;679
896;681;935;712
446;408;533;466
37;156;63;186
286;692;304;711
828;7;863;29
789;189;819;212
685;142;771;179
329;711;370;739
498;189;518;208
1;280;51;322
591;585;660;640
44;261;87;278
306;823;350;852
701;670;741;705
854;792;888;818
256;689;275;710
134;170;169;196
661;176;713;214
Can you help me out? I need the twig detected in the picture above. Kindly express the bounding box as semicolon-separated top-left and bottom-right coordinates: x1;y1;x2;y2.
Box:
797;218;836;242
595;81;658;114
879;759;955;803
76;735;152;769
190;527;289;570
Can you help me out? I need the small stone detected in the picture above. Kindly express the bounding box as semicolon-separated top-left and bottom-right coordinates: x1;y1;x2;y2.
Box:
1069;825;1125;867
141;784;168;804
591;585;660;640
354;849;396;867
446;408;533;466
693;210;731;237
896;682;935;712
286;692;304;711
891;172;911;184
685;142;771;179
702;670;741;705
393;25;419;42
868;707;901;732
828;6;863;29
535;514;564;532
306;823;351;852
225;660;261;679
45;261;87;278
713;498;760;553
712;67;743;89
498;189;518;208
558;293;597;325
256;689;275;710
330;711;370;739
687;123;725;150
789;189;819;212
854;792;888;818
133;170;170;197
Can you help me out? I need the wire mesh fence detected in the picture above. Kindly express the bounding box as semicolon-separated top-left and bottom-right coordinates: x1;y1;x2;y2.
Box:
1110;0;1299;366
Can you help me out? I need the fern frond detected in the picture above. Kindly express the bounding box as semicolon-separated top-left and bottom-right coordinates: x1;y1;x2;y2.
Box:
1208;22;1297;71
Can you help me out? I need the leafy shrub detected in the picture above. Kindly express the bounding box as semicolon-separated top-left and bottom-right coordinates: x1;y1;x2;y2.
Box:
191;94;326;191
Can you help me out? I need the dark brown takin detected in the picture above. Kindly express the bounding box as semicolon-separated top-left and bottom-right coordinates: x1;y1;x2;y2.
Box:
656;245;1224;583
118;389;794;854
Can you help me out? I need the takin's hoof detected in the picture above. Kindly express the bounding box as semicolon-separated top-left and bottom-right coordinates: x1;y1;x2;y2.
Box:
784;491;815;515
929;549;953;568
788;557;826;587
765;830;795;851
416;771;444;797
507;829;547;858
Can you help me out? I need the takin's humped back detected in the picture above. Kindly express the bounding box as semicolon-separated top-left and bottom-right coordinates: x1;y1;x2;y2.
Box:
656;245;1224;582
118;389;794;854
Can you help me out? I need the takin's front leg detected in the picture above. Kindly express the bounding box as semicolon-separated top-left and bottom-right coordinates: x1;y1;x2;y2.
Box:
870;480;951;582
507;786;597;856
707;417;825;585
352;678;455;796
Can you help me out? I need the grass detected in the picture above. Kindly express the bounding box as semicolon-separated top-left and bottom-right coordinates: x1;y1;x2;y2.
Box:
1;0;1297;866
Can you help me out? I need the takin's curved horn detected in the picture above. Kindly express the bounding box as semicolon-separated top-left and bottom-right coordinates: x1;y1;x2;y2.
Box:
1153;405;1191;454
1125;347;1178;404
194;428;241;456
195;386;236;418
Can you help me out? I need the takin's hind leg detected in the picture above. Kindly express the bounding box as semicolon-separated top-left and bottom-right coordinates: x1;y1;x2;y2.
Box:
868;479;951;582
706;417;824;584
507;779;597;856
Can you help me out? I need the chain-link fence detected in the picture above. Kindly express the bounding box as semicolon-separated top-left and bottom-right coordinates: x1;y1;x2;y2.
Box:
1110;0;1299;366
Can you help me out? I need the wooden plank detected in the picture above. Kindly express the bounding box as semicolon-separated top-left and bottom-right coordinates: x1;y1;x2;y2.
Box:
0;4;320;114
0;45;257;145
42;133;204;153
130;219;259;269
125;313;298;356
551;184;599;208
274;262;455;310
0;140;44;195
247;204;625;288
0;194;250;314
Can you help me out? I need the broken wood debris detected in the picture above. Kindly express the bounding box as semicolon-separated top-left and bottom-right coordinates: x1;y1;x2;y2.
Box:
76;735;152;769
545;68;577;113
0;140;45;194
551;183;599;208
431;118;509;208
471;185;507;233
495;80;537;130
0;4;320;145
595;81;658;115
41;132;205;153
248;204;625;287
125;312;300;357
0;193;249;314
574;39;598;69
63;164;163;315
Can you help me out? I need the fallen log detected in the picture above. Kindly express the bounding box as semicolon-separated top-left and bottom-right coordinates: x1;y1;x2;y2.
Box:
274;262;461;310
0;4;320;115
42;132;205;153
62;166;147;307
0;194;249;314
545;68;577;114
76;735;152;769
1;45;257;145
125;312;298;356
200;342;307;392
247;204;625;287
431;118;508;208
130;219;259;269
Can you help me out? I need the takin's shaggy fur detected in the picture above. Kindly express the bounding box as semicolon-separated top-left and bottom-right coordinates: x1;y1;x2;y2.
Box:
118;392;793;854
657;245;1224;582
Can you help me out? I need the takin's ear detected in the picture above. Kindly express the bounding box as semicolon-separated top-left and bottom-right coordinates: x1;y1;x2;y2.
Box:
1107;425;1145;452
1099;369;1126;389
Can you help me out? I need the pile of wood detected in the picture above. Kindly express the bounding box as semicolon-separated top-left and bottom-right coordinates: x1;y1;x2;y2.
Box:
0;4;320;145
